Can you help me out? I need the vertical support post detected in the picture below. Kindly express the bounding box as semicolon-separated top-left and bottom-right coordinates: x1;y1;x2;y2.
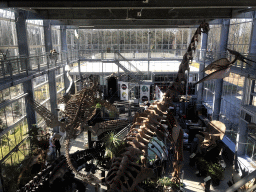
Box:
117;64;120;98
212;19;230;120
61;26;69;93
15;10;36;130
43;20;58;132
15;10;29;58
78;60;82;90
48;70;59;132
43;20;53;53
237;13;256;156
117;30;120;53
23;81;37;130
148;30;151;79
187;29;192;48
197;32;208;105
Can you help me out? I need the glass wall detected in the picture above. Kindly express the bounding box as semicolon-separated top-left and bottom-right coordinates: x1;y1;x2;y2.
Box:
51;25;61;53
33;74;50;125
0;84;28;164
219;73;245;143
78;28;194;57
207;24;222;60
228;19;252;54
0;9;18;57
56;68;65;104
26;20;45;56
67;29;78;61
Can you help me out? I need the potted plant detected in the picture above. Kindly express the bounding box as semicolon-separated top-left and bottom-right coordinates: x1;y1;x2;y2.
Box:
208;163;224;186
196;157;210;177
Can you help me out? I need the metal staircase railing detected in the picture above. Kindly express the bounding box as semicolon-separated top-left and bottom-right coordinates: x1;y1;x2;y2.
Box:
114;123;132;140
114;60;142;84
27;97;62;128
115;52;143;75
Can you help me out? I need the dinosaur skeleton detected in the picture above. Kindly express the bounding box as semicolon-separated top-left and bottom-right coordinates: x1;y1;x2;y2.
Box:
62;83;120;185
105;22;210;191
26;22;211;191
168;22;210;99
195;48;256;85
106;99;179;192
20;143;105;191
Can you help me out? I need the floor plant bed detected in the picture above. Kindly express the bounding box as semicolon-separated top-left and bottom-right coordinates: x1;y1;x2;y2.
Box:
208;162;224;186
195;156;210;177
157;177;185;192
195;156;224;186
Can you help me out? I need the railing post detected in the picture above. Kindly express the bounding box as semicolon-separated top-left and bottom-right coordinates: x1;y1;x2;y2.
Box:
8;61;13;80
16;58;20;74
1;60;5;78
47;54;50;69
25;57;29;75
37;56;40;72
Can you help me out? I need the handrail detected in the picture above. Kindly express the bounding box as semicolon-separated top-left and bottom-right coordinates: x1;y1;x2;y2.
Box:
115;52;142;74
0;51;78;92
114;123;132;140
65;69;74;94
226;170;256;192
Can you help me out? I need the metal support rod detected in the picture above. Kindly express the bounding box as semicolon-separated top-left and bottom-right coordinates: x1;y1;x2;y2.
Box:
197;32;208;106
212;19;230;120
226;170;256;192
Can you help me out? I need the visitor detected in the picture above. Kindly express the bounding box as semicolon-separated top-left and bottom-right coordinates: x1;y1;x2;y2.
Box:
54;138;61;157
161;146;168;174
154;155;162;178
109;88;113;97
49;133;56;160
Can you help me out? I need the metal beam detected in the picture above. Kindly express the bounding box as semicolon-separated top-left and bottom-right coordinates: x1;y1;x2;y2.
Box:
4;1;256;9
226;170;256;192
33;8;233;20
15;9;37;131
65;19;214;29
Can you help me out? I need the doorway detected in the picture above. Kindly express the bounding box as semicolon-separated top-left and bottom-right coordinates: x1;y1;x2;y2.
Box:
108;77;117;97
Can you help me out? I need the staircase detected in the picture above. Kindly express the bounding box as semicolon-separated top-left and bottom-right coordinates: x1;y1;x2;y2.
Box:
88;119;132;136
115;52;143;75
114;60;142;84
114;123;132;140
28;98;62;128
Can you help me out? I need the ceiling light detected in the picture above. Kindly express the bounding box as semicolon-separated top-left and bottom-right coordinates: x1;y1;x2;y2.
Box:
248;7;252;8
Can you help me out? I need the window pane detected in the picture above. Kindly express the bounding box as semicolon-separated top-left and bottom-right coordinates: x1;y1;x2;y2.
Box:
252;96;256;106
246;139;254;158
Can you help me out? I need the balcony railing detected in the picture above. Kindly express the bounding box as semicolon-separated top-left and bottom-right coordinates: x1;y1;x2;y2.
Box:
0;51;78;85
78;49;187;61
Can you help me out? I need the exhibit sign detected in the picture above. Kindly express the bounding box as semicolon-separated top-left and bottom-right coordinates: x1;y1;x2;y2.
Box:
120;81;129;100
140;85;150;102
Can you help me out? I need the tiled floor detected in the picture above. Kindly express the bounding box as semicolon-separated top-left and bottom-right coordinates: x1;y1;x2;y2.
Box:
60;132;234;192
176;150;233;192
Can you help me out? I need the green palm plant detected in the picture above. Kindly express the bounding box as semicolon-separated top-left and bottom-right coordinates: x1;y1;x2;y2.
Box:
104;132;125;159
